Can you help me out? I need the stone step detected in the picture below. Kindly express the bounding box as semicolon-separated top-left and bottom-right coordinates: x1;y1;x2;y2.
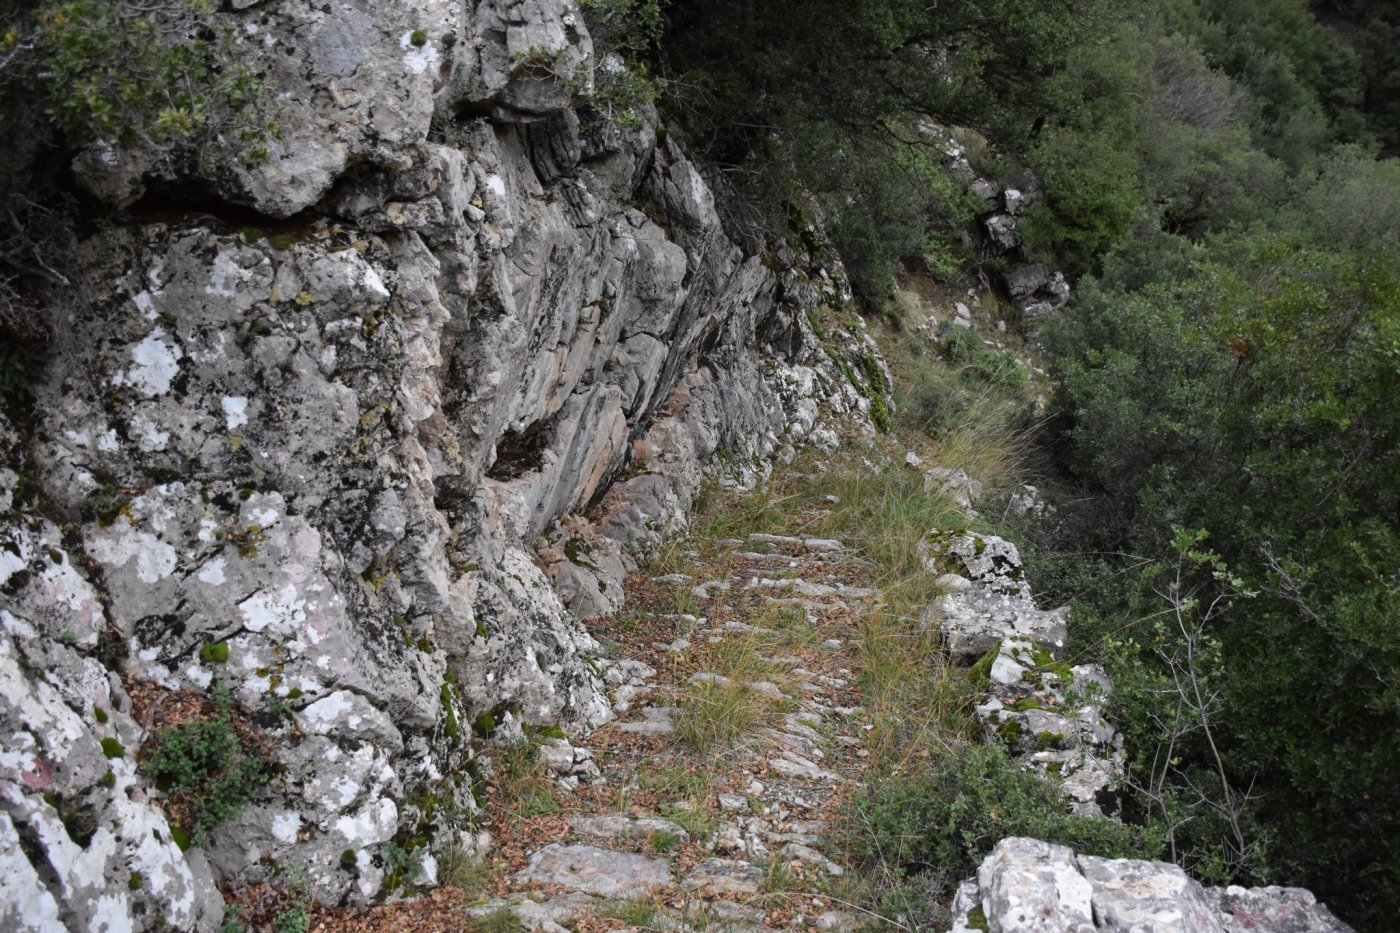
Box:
514;843;671;898
569;813;691;844
763;595;848;614
769;752;842;783
782;842;844;876
616;706;678;735
682;858;765;896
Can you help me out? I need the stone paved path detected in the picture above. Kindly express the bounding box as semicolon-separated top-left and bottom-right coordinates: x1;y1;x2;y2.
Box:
471;528;883;931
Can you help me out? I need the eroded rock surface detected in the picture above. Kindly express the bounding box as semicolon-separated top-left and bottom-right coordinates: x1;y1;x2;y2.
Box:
952;837;1353;933
922;530;1069;658
1;0;889;925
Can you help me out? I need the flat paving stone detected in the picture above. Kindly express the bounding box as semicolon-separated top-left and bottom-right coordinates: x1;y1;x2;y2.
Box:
709;900;769;925
682;858;766;896
616;706;678;735
783;842;844;876
749;533;805;547
769;753;842;782
514;843;671;898
466;892;595;931
570;813;690;843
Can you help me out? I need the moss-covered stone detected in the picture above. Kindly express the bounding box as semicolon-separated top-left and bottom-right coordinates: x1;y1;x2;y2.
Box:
199;642;230;663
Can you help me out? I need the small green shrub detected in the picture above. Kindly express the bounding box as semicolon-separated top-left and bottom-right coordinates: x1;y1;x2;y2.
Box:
579;0;668;129
219;905;245;933
849;743;1161;885
23;0;276;157
273;894;309;933
383;840;425;893
943;328;1029;392
142;711;267;845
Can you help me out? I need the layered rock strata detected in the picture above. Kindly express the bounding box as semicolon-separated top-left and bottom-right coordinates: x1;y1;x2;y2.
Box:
0;1;887;927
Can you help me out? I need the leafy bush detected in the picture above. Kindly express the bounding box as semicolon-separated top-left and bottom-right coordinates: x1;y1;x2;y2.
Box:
1043;215;1400;924
17;0;274;155
142;705;268;845
382;840;425;894
849;743;1162;887
1019;127;1145;275
578;0;666;129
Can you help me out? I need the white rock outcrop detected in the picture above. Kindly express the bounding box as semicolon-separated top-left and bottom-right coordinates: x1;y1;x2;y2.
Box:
951;838;1353;933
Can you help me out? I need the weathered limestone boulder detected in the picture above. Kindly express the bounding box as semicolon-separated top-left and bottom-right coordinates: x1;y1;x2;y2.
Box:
924;531;1028;595
930;589;1070;659
921;531;1069;659
0;541;225;930
1206;885;1354;932
76;0;458;215
951;838;1353;933
924;466;984;515
975;636;1123;816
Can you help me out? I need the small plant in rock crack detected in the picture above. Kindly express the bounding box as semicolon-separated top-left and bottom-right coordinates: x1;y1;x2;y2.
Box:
382;840;425;894
649;829;681;854
491;741;561;823
140;682;269;845
758;857;794;894
271;865;311;933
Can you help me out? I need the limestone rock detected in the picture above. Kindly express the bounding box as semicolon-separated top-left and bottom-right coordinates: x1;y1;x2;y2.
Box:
979;837;1097;932
569;813;690;844
683;858;765;896
0;607;225;931
953;838;1354;933
924;466;984;514
1206;885;1353;933
4;0;894;922
928;588;1069;659
1079;855;1223;932
923;531;1026;593
514;843;671;898
76;0;459;216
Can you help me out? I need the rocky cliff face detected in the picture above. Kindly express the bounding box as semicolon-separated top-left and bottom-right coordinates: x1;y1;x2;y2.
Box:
0;2;886;928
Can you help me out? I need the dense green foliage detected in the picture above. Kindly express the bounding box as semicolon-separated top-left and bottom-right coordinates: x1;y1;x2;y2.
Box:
852;744;1163;878
661;0;1399;927
1040;173;1400;924
1020;5;1400;927
578;0;667;129
142;702;268;845
662;0;1117;299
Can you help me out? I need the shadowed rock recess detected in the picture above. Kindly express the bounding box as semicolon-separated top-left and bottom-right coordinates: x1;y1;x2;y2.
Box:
0;1;886;927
